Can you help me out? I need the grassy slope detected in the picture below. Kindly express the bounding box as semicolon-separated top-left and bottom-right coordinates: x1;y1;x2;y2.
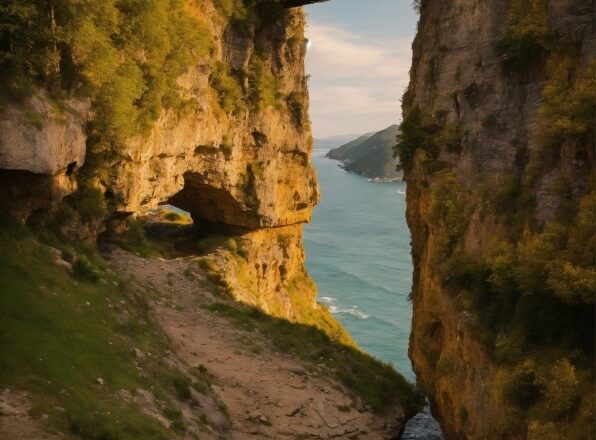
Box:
0;218;208;439
0;215;423;439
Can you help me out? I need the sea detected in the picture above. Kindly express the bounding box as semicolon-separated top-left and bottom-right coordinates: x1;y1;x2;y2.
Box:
304;148;444;439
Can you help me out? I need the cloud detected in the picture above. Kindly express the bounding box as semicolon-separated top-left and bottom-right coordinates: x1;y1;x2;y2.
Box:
305;22;413;137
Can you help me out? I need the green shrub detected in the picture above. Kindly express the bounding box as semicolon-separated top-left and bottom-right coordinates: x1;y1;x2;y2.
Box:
237;247;249;260
248;56;283;110
395;107;427;171
286;92;306;126
495;360;543;409
72;256;99;282
163;406;186;432
197;235;229;254
539;57;596;147
67;185;107;221
210;62;245;115
116;219;158;258
482;114;498;129
496;0;558;72
428;171;469;249
220;142;233;160
395;107;460;172
494;176;522;209
61;248;75;263
198;258;216;272
543;358;580;418
23;110;44;130
547;261;596;305
494;331;525;363
458;406;468;423
68;411;167;440
172;376;191;401
212;0;285;36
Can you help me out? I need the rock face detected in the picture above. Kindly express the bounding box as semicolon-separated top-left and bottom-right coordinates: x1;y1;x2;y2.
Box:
101;6;317;231
402;1;594;439
0;3;321;331
0;94;89;221
0;94;88;175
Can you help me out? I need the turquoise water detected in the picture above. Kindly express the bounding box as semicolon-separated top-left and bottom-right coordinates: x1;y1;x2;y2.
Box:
305;149;444;439
304;150;414;379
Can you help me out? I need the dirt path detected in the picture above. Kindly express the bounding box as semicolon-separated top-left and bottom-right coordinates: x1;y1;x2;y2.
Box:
110;249;404;439
0;390;64;440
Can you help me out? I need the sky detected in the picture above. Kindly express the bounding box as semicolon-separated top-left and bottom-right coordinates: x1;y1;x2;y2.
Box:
304;0;418;139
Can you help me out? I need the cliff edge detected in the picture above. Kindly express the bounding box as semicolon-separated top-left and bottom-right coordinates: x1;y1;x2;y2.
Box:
398;0;594;439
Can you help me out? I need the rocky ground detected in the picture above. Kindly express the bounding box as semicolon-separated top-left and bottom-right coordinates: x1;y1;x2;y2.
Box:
108;248;404;439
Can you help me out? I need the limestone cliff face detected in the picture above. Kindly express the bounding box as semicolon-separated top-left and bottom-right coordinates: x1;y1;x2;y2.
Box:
109;6;317;230
0;2;323;332
402;1;594;439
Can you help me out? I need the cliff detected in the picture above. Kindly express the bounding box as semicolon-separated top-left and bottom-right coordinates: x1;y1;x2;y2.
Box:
327;125;400;178
398;0;594;439
0;0;324;327
0;1;420;437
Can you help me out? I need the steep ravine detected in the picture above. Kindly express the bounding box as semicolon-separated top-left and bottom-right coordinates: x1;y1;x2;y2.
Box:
399;1;594;439
0;0;421;438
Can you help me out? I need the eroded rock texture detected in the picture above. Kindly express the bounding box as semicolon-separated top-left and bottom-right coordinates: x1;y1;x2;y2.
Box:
403;1;594;439
0;3;319;327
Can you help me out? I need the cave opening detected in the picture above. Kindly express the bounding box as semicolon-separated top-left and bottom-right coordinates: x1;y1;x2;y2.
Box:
127;171;255;257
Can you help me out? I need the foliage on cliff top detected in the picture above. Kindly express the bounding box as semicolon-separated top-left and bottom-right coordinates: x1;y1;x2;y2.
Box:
0;0;212;145
213;0;286;34
496;0;558;72
203;301;423;416
0;218;214;439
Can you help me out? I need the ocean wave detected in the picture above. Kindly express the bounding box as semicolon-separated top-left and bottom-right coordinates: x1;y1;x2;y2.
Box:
396;189;406;195
328;305;369;319
318;296;369;319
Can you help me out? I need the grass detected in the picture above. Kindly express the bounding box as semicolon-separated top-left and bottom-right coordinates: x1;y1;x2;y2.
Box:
196;235;231;254
114;218;172;258
0;217;201;439
172;376;192;401
201;301;423;416
66;185;107;222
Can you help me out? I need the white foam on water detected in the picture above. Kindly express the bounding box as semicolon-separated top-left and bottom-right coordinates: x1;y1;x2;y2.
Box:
327;305;369;319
